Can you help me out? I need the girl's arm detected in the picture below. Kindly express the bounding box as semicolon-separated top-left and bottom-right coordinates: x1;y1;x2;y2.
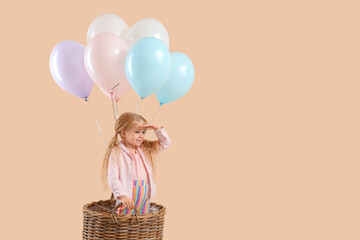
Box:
108;147;127;198
154;126;171;151
142;124;172;151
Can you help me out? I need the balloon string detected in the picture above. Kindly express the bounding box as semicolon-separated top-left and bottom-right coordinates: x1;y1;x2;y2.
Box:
111;93;116;122
85;97;107;146
111;83;120;121
114;92;119;119
150;104;162;123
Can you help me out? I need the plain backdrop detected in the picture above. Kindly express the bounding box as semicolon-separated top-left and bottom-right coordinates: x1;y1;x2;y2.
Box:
1;0;360;239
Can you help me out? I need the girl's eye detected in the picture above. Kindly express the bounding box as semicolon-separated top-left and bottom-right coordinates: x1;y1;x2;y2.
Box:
142;131;146;134
135;131;139;133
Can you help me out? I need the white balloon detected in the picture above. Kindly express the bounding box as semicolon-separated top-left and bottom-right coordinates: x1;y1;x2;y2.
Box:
125;18;169;49
87;14;129;43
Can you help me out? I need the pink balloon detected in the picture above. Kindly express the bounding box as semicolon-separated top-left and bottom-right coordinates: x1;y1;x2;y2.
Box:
84;32;130;102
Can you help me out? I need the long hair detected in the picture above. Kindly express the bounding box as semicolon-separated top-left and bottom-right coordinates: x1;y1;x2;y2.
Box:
102;112;161;190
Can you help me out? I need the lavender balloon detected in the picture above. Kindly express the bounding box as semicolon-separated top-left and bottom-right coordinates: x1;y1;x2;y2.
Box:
49;40;94;99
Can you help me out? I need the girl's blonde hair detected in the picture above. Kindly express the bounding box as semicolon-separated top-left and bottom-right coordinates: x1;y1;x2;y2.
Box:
102;112;161;190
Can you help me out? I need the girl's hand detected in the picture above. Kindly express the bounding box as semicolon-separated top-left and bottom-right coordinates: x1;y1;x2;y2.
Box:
117;195;135;209
141;123;161;131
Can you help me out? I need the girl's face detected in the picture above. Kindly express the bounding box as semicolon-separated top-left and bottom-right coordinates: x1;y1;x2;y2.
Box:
121;121;147;148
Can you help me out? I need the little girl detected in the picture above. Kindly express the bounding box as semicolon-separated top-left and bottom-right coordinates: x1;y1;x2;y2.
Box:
102;112;171;215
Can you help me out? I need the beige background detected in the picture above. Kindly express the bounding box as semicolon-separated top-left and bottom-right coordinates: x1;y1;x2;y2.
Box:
1;0;359;239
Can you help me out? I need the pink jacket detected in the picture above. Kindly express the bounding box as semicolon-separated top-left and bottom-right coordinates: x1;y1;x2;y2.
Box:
108;127;171;199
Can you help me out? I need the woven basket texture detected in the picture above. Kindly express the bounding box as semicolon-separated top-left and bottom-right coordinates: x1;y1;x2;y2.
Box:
83;195;166;240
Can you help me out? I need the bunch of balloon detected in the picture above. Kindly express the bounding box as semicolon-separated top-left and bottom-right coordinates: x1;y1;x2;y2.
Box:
49;13;195;143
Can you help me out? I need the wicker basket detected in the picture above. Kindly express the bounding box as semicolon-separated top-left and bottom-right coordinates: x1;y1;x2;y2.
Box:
83;194;166;239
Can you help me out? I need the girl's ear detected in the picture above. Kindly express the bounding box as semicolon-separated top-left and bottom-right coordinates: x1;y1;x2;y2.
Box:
120;130;125;139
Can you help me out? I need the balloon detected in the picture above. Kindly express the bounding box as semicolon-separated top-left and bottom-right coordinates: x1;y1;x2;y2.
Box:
125;18;169;49
49;40;94;99
125;37;171;99
155;52;195;105
84;32;130;102
87;14;129;43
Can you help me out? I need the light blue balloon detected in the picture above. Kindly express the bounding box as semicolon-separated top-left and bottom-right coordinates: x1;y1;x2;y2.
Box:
125;37;171;99
155;52;195;105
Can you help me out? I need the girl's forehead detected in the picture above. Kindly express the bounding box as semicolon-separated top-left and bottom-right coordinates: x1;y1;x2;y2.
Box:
130;121;145;129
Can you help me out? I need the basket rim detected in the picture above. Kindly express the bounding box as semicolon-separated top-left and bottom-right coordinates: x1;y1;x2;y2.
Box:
83;199;166;220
